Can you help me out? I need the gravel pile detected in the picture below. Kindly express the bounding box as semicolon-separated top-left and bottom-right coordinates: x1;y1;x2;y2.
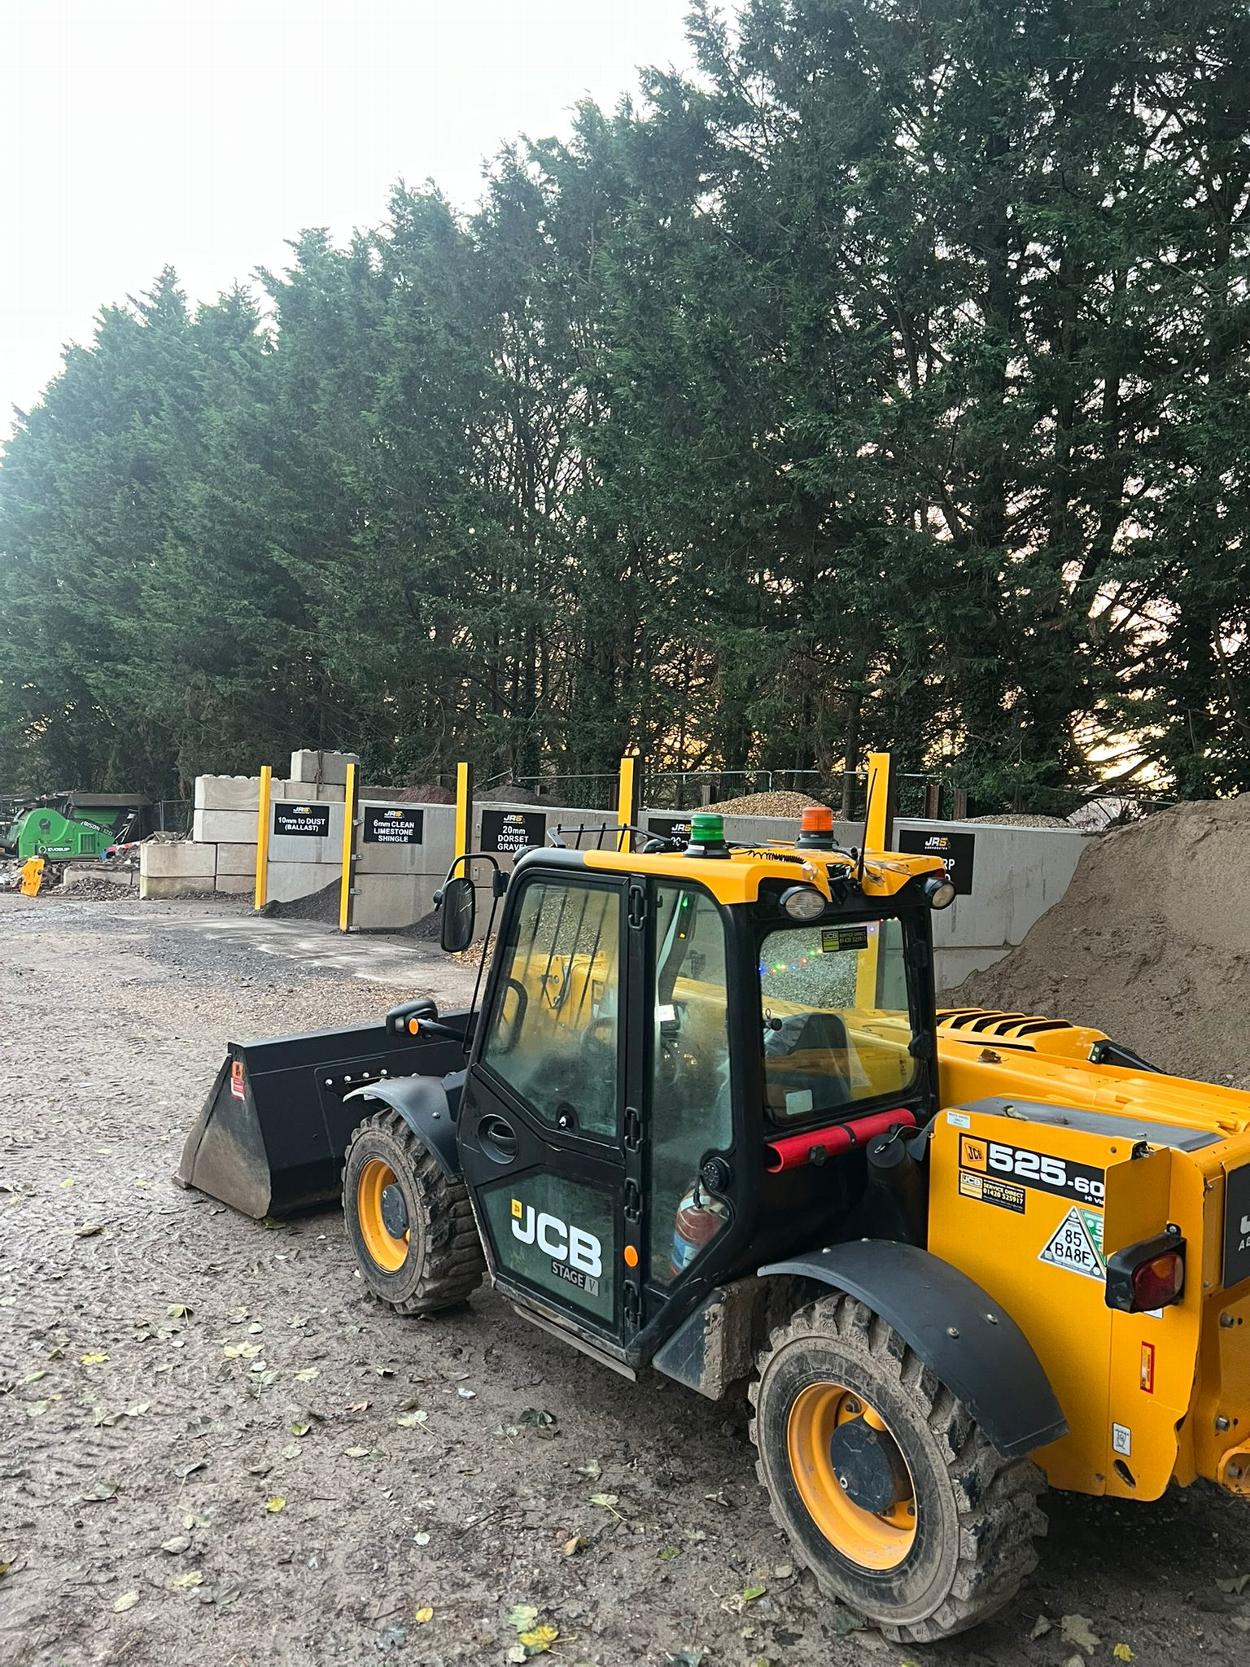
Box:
701;789;823;817
967;812;1073;829
259;879;340;924
947;794;1250;1084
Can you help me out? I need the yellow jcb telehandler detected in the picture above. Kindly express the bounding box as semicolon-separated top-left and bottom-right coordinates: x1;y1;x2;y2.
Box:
178;805;1250;1641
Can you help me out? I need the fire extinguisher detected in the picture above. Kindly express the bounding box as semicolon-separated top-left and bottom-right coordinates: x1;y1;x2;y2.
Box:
671;1178;730;1277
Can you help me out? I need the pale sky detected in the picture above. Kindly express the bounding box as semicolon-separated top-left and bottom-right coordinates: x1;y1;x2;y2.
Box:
0;0;696;438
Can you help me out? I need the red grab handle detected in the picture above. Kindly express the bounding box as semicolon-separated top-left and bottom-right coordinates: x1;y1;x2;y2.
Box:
765;1107;916;1173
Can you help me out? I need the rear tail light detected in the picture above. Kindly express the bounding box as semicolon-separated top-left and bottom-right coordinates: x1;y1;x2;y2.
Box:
1106;1233;1186;1312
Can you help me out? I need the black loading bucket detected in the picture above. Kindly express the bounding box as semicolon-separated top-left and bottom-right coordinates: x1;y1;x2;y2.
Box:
176;1017;470;1219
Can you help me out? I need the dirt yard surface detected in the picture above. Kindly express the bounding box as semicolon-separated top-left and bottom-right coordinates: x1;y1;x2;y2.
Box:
3;895;1250;1667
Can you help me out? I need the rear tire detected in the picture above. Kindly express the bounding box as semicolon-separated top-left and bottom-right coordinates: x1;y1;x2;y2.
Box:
343;1109;484;1314
748;1292;1046;1642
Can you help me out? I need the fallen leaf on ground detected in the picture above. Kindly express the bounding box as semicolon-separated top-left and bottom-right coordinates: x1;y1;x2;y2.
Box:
519;1622;558;1654
74;1223;106;1239
161;1536;191;1554
508;1604;539;1633
172;1571;204;1588
1217;1574;1250;1595
290;1422;311;1437
562;1535;585;1556
293;1367;319;1382
589;1493;619;1509
348;1399;369;1412
60;1178;74;1189
457;1387;476;1399
166;1304;191;1319
279;1443;302;1460
1113;1647;1135;1663
25;1401;49;1418
414;1606;433;1624
112;1591;139;1612
658;1544;682;1561
343;1445;371;1458
1060;1615;1100;1655
182;1513;210;1530
222;1342;261;1360
21;1370;48;1386
519;1407;556;1427
741;1583;766;1603
264;1496;286;1513
226;1305;248;1322
81;1482;117;1503
414;1531;431;1546
178;1460;207;1480
79;1351;108;1366
396;1411;428;1428
575;1459;601;1480
1031;1617;1053;1640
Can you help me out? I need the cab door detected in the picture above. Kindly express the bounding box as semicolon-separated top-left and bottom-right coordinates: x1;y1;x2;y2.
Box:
457;866;644;1354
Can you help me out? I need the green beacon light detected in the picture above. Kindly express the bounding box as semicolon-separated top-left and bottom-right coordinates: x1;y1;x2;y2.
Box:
685;812;729;858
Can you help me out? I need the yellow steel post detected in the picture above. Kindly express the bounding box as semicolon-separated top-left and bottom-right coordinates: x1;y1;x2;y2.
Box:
454;762;473;864
338;761;357;933
857;752;894;1008
864;750;894;854
615;753;640;851
253;765;273;911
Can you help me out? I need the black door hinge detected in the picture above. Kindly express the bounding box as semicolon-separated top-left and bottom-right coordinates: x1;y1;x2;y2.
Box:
624;1178;641;1221
628;883;647;929
623;1281;641;1326
624;1105;641;1151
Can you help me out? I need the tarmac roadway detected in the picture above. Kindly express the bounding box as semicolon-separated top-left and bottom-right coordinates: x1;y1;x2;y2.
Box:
1;890;1248;1667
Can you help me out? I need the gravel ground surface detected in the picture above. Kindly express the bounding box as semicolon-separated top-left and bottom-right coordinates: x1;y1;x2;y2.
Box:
3;894;1250;1667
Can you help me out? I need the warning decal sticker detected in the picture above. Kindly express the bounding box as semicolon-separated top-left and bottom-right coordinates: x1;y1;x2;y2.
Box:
1039;1207;1106;1281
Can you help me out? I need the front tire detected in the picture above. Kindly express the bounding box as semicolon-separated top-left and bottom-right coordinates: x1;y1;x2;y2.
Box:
343;1109;484;1314
749;1293;1045;1642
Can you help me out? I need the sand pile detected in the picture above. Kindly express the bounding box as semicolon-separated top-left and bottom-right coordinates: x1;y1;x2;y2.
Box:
947;796;1250;1085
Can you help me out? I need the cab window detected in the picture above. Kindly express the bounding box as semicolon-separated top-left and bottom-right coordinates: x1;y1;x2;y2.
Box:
480;877;621;1138
759;918;916;1121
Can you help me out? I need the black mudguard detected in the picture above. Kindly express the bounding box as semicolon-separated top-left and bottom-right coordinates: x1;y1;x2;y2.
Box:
760;1240;1066;1458
343;1071;465;1179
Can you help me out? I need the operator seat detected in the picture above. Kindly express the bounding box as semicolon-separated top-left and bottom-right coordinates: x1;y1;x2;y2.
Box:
764;1010;852;1115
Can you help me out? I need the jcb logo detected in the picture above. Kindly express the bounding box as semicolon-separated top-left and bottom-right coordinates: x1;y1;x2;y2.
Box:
960;1137;988;1172
510;1201;602;1277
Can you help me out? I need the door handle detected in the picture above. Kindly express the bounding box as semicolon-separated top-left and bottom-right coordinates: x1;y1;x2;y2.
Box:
478;1113;518;1164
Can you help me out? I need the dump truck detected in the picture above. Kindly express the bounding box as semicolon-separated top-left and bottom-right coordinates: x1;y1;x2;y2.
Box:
178;806;1250;1641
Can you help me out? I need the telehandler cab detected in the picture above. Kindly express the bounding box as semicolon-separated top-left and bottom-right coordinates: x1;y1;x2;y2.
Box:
179;807;1250;1641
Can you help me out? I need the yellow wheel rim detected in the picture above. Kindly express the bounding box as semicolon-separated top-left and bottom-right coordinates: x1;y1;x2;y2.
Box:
786;1383;917;1571
356;1159;409;1272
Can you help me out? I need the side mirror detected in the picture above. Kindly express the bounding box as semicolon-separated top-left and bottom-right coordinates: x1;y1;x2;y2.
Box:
439;875;476;954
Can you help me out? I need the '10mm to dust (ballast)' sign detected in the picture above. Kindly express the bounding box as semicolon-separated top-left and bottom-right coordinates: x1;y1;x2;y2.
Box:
480;809;547;856
362;805;424;845
273;803;332;839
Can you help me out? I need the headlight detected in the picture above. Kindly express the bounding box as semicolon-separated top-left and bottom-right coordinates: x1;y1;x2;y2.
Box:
781;884;827;922
922;874;957;910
